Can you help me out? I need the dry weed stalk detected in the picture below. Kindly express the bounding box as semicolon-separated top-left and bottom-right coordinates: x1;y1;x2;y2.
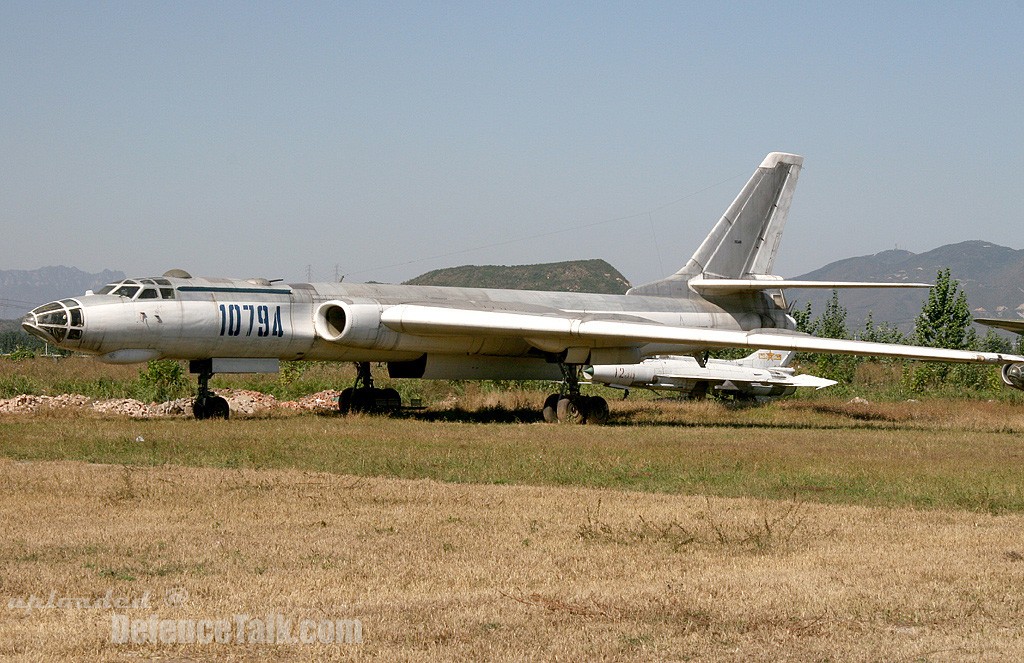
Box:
578;496;809;553
498;589;618;619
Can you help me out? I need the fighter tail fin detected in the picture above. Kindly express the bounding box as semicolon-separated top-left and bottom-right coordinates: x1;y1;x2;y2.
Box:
734;349;795;369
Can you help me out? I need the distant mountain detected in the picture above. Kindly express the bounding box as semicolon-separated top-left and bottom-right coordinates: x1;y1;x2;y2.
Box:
0;266;125;317
404;259;631;294
790;241;1024;331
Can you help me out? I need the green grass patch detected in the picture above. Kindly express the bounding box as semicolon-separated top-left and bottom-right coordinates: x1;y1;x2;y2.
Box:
2;413;1023;513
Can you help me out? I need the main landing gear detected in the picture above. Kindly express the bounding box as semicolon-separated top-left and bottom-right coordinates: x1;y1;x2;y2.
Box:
542;364;609;425
192;365;229;420
188;358;280;420
339;362;402;415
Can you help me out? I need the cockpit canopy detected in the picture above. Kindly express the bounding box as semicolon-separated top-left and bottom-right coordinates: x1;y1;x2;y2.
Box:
25;299;84;343
96;278;176;300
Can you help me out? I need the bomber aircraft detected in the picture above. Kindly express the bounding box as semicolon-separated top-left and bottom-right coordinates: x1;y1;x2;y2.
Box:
584;350;836;401
22;153;1024;421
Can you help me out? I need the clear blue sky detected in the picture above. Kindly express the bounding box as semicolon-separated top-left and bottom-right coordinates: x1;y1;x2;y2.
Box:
3;1;1022;285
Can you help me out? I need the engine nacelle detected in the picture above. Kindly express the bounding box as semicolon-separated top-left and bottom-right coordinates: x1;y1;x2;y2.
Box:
314;299;396;349
1001;363;1024;391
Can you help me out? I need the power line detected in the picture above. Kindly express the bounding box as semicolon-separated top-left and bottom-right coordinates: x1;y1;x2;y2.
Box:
0;296;44;307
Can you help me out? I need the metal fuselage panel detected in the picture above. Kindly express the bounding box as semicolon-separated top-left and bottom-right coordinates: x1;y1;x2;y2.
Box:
30;277;794;364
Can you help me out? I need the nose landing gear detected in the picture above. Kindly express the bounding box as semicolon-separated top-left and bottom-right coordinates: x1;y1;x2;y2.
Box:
192;366;229;420
187;358;280;420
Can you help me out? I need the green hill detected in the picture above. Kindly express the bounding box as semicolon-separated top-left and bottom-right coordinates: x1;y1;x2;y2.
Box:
403;259;631;294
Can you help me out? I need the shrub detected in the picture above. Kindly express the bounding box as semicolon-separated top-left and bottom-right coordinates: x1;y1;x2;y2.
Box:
137;360;190;402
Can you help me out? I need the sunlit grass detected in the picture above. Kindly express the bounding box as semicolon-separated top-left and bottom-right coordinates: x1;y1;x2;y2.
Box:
3;400;1024;513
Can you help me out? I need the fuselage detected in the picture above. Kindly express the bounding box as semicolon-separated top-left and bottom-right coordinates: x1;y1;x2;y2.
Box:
22;272;796;369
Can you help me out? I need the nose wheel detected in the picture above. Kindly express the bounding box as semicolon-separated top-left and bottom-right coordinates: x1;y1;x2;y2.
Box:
192;366;229;420
194;394;230;420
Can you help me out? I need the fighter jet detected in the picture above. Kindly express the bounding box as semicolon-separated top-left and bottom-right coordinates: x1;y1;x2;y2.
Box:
975;318;1024;391
22;153;1024;421
583;350;836;401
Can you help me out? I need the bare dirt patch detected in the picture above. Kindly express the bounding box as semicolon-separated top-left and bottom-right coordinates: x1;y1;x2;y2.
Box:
0;389;344;418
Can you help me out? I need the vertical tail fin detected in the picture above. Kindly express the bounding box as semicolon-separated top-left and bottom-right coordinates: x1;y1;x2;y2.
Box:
628;152;803;297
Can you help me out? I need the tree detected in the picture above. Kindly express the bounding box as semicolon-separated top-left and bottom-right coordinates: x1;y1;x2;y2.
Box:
817;291;849;340
810;290;858;383
913;268;974;350
859;311;907;345
908;269;989;392
0;329;45;355
792;301;815;335
858;311;908;366
979;328;1013;355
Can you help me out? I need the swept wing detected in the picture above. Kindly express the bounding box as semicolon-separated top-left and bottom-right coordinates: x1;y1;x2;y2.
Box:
381;304;1024;365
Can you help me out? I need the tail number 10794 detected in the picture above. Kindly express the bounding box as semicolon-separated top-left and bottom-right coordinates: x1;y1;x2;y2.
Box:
218;304;284;338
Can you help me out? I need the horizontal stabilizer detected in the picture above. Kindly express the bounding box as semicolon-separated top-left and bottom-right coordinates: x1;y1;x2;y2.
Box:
688;276;931;295
788;374;839;390
976;318;1024;335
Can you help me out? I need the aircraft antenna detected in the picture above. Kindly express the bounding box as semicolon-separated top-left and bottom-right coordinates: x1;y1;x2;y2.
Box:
648;211;666;276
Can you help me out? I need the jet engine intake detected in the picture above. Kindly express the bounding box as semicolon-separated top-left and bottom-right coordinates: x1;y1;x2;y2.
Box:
1001;363;1024;391
314;300;392;349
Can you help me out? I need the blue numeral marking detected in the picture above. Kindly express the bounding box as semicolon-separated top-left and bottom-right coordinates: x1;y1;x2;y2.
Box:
243;305;255;336
257;306;269;337
219;304;284;338
228;305;241;336
272;306;283;337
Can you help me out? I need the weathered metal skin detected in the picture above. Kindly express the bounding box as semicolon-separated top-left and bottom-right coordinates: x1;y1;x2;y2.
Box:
21;275;790;366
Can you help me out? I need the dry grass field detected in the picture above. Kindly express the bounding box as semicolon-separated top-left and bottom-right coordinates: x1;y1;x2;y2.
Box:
4;356;1024;659
2;460;1023;661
